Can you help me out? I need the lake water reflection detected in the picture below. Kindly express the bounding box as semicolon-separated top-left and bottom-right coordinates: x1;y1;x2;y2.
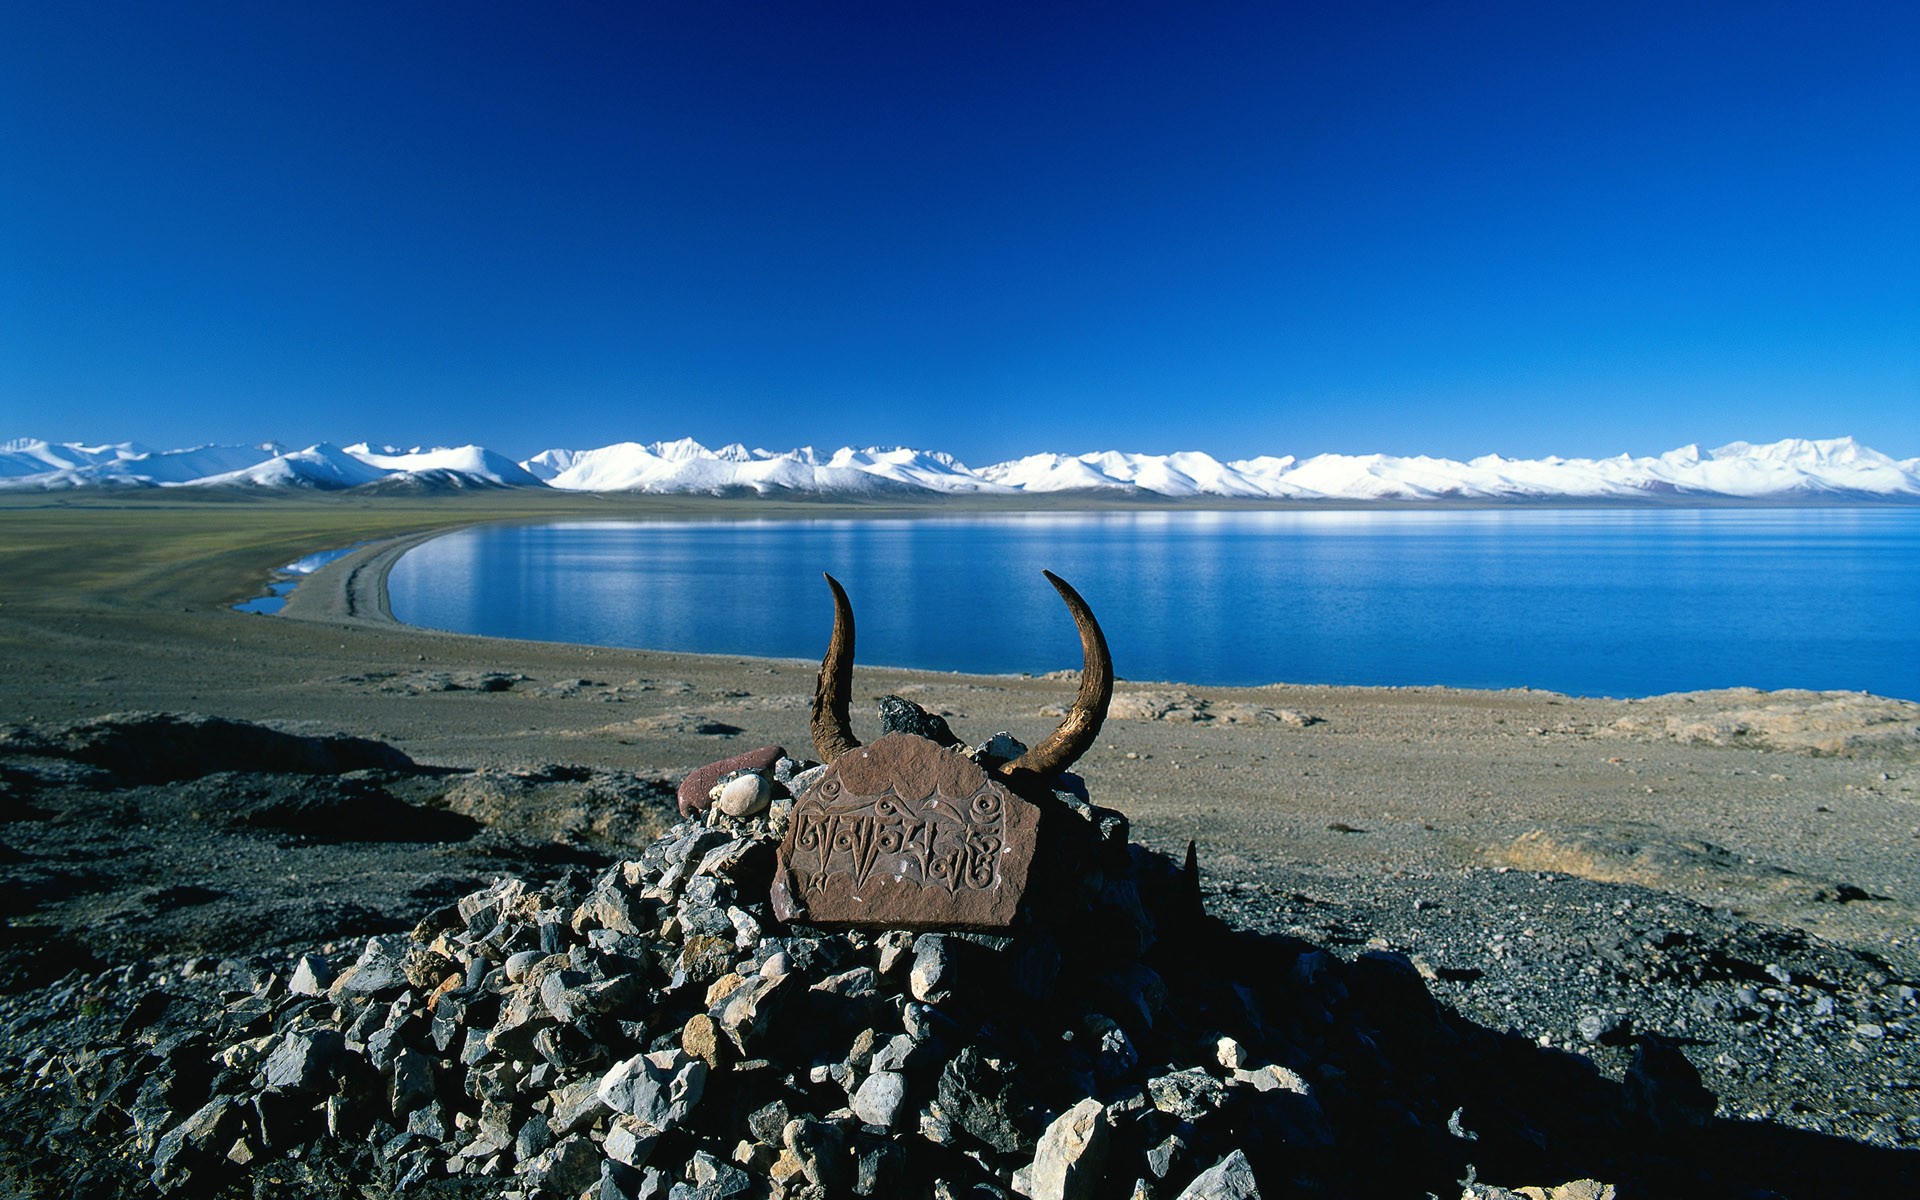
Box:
386;508;1920;700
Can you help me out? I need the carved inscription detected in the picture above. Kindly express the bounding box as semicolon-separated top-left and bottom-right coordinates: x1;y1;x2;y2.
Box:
771;733;1038;931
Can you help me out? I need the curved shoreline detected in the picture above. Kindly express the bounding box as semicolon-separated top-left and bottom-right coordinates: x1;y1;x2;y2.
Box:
280;527;451;626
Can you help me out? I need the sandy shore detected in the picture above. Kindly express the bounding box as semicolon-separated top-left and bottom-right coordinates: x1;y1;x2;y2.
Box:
3;491;1918;974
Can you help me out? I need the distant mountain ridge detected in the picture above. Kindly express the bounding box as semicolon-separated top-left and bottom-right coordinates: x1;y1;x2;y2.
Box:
3;434;1917;502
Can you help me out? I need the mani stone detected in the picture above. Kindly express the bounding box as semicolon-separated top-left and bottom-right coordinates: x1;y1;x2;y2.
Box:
769;732;1039;932
678;745;785;816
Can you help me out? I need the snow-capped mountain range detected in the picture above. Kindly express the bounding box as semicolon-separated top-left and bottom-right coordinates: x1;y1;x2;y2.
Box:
3;435;1917;503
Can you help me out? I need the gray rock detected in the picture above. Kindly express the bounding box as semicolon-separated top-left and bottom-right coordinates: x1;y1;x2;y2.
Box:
1175;1149;1260;1199
604;1113;659;1167
783;1117;851;1192
547;1075;605;1138
785;762;830;799
516;1113;555;1162
1577;1011;1632;1046
715;973;790;1054
870;1032;925;1075
263;1028;344;1093
151;1097;239;1175
523;1133;602;1196
389;1048;437;1120
1148;1067;1226;1123
1147;1132;1188;1179
505;949;546;982
682;1149;752;1197
288;953;332;997
598;1049;708;1132
875;930;915;976
975;732;1028;763
852;1070;910;1129
877;695;962;746
937;1047;1035;1155
329;934;411;998
911;934;954;1003
814;965;881;1000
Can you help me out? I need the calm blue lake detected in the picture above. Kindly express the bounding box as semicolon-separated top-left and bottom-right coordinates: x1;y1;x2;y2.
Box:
386;509;1920;701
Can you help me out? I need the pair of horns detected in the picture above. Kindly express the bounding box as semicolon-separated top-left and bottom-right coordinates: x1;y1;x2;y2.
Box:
809;571;1114;782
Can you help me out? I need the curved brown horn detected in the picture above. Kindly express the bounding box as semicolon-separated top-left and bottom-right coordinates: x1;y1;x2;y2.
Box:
1003;571;1113;781
810;572;861;763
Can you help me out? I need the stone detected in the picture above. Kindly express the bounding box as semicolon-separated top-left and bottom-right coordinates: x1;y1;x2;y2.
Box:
151;1097;239;1175
910;934;954;1003
975;732;1028;763
683;1149;753;1197
288;953;332;997
715;973;791;1054
1015;1097;1108;1200
329;934;412;998
870;1033;925;1075
548;1075;605;1138
1176;1149;1260;1199
683;1013;724;1069
782;1118;851;1192
678;746;786;816
1147;1133;1188;1179
937;1047;1035;1155
770;733;1041;931
1148;1068;1226;1123
263;1028;344;1093
389;1049;437;1120
1214;1036;1248;1071
851;1070;909;1129
712;771;774;818
598;1049;709;1132
673;934;738;990
1577;1012;1631;1046
604;1114;660;1167
877;695;962;746
524;1133;602;1196
1083;1014;1137;1085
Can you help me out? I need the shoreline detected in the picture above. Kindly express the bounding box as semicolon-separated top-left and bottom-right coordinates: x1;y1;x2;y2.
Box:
3;493;1918;975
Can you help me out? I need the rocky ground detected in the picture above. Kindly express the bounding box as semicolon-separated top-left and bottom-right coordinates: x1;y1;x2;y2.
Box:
1;708;1917;1199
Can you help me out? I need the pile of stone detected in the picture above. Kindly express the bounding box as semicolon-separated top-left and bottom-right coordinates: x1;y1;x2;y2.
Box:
71;714;1678;1200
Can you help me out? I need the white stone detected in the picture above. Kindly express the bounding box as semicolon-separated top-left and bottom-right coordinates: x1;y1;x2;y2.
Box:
288;954;331;997
711;772;772;817
1016;1098;1108;1200
1214;1035;1248;1071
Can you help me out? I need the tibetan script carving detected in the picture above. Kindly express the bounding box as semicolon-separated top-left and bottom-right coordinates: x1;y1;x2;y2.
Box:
771;733;1039;931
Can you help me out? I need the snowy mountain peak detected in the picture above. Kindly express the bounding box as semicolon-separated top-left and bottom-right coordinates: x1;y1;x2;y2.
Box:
1;434;1914;501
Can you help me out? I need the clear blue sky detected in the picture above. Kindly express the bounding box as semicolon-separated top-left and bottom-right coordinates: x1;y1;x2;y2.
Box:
3;1;1915;464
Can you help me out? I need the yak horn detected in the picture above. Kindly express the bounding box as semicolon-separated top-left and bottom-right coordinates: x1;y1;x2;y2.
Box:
1002;571;1113;782
810;573;862;763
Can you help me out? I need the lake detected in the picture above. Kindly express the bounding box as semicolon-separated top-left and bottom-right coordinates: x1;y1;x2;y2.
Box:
385;508;1920;701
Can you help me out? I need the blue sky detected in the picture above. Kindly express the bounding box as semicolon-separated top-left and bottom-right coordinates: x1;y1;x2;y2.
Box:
3;1;1915;464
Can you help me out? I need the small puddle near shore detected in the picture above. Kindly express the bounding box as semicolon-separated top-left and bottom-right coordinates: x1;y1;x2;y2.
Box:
234;542;372;614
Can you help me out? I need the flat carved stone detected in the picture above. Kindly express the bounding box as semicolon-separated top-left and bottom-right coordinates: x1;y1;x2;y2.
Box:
771;733;1037;931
